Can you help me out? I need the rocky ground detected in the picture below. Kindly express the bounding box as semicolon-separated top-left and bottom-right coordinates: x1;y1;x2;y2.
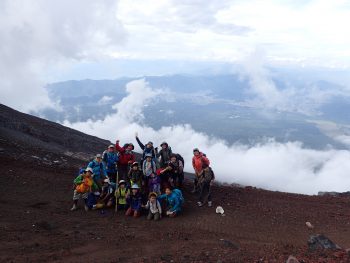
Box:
1;104;350;262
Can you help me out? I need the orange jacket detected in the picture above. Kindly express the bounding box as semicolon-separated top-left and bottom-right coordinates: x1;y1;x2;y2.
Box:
192;153;210;174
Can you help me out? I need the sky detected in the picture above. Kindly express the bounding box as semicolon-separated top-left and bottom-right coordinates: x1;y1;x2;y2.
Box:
1;0;350;111
2;0;350;194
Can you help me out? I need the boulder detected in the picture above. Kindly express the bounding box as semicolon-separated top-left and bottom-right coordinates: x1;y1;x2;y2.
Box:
308;234;341;250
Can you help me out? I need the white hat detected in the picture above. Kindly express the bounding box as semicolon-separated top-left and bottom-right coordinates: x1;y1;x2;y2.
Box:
84;167;93;174
103;178;111;184
96;154;102;158
108;144;115;148
215;206;225;215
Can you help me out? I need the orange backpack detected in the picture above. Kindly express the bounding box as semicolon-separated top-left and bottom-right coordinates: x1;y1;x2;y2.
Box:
76;177;93;193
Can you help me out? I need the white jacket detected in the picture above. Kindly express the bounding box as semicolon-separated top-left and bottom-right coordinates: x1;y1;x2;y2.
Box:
145;200;162;214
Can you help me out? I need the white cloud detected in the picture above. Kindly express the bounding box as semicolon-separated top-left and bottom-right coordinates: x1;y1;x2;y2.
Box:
98;96;114;105
0;0;126;112
64;79;350;195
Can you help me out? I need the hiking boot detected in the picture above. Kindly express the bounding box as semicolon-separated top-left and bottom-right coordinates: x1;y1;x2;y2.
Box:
208;201;212;207
84;204;89;212
197;201;203;207
70;204;78;211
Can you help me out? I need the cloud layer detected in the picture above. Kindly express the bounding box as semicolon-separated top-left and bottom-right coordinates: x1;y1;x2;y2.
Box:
65;79;350;195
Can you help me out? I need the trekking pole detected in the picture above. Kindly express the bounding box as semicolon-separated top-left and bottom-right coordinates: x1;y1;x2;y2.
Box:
115;167;119;213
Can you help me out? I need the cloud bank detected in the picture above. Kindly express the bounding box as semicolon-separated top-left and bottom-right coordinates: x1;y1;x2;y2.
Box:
65;79;350;195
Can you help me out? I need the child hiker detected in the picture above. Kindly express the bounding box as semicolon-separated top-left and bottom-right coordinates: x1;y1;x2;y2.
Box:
127;162;143;189
125;184;142;218
71;167;98;211
144;192;162;221
115;180;129;212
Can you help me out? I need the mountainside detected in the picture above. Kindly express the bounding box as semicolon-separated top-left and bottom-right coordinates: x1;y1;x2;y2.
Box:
1;104;350;262
0;103;110;162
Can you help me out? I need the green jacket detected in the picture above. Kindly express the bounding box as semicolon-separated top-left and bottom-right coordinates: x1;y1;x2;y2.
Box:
73;174;99;191
115;187;129;205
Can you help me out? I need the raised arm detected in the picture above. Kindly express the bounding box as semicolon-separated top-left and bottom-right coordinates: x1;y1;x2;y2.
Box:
115;140;125;153
135;136;145;150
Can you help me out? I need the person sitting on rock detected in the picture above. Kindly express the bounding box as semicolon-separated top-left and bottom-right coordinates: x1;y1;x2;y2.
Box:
71;167;98;211
156;142;172;168
197;163;215;207
115;140;135;181
158;187;184;218
192;148;210;193
144;192;162;221
102;144;119;183
87;154;108;189
125;184;142;218
115;180;129;212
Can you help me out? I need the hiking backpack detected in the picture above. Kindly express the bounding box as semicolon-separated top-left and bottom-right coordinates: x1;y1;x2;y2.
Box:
176;154;185;168
172;189;184;206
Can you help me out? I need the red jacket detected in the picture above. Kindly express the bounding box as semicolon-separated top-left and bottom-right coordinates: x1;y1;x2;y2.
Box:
192;153;210;174
115;142;135;166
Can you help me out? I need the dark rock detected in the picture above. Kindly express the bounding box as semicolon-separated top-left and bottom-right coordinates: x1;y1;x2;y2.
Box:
308;234;341;250
219;239;239;249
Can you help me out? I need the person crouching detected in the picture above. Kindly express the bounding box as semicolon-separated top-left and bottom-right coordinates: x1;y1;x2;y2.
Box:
125;184;142;218
145;192;162;221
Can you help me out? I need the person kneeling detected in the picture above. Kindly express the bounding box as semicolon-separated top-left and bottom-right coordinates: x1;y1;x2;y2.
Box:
145;192;162;221
125;184;142;218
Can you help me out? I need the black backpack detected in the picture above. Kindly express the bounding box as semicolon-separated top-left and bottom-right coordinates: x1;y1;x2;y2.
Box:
176;154;184;168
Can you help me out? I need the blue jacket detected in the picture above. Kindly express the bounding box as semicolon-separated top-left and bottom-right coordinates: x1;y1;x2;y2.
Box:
127;192;142;211
88;160;107;180
103;152;119;173
158;191;182;213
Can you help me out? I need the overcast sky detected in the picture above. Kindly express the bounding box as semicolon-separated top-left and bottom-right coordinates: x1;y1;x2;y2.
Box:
1;0;350;111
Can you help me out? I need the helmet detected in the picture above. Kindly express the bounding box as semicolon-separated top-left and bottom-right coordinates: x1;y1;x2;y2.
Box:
118;180;126;186
131;184;140;189
145;153;152;158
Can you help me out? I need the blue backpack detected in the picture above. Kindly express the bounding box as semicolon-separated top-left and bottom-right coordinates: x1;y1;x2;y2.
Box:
172;189;184;206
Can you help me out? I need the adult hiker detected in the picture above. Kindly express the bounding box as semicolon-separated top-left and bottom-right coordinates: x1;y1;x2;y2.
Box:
160;154;184;189
71;167;98;211
102;144;119;183
158;187;184;218
87;154;108;189
115;140;135;182
135;132;157;165
197;163;215;207
192;148;210;193
156;141;172;168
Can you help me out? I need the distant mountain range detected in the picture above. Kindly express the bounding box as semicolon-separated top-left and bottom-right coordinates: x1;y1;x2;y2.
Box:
35;74;350;150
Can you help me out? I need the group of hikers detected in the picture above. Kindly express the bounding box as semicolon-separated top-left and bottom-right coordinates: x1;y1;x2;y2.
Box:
71;133;215;220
